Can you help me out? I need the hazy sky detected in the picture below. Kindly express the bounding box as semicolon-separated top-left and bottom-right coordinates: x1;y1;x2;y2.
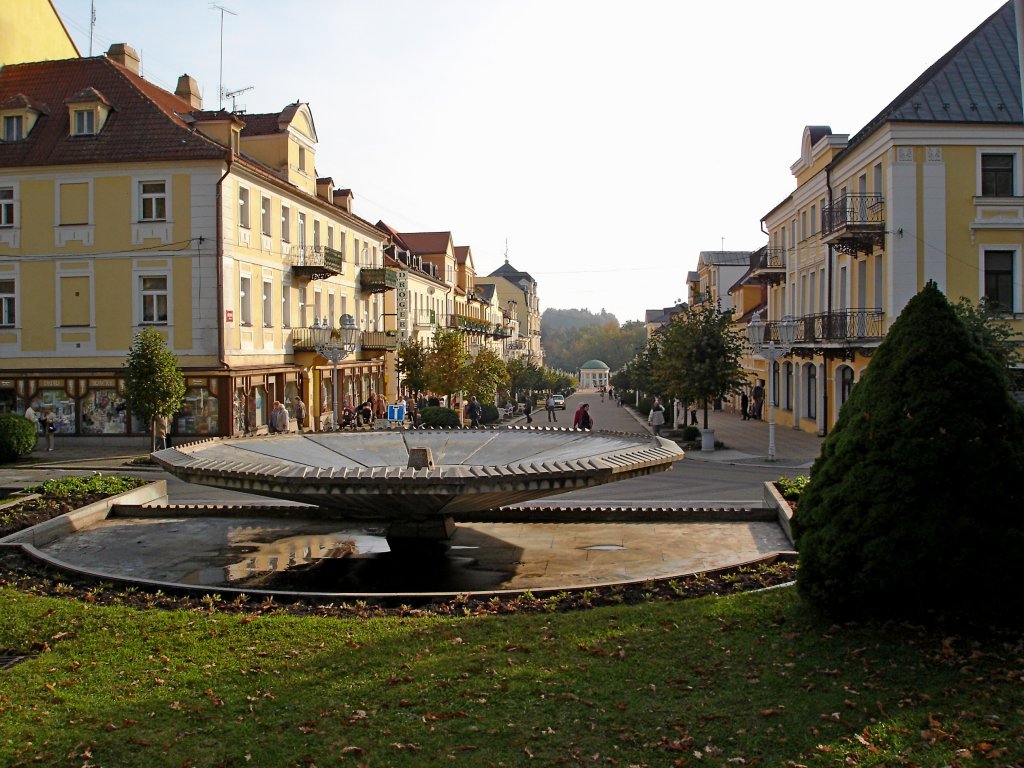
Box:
52;0;1006;322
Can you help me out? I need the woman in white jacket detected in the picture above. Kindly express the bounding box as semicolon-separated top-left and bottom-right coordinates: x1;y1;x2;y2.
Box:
648;397;666;436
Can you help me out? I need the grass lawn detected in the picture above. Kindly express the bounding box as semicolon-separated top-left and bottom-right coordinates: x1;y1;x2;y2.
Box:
1;585;1021;767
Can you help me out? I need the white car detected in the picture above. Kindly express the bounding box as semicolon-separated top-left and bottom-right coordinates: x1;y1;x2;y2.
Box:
551;395;566;410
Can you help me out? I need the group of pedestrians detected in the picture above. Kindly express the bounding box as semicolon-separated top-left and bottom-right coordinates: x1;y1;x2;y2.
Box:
23;402;56;451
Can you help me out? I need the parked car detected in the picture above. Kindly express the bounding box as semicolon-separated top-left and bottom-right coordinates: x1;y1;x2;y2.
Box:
552;394;566;410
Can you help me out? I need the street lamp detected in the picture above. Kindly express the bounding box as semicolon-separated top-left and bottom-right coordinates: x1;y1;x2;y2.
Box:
747;313;797;462
309;313;359;430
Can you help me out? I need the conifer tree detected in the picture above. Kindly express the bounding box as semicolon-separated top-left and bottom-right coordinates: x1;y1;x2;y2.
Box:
794;282;1024;623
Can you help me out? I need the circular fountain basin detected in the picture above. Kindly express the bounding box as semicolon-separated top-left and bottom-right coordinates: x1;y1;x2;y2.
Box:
152;428;683;528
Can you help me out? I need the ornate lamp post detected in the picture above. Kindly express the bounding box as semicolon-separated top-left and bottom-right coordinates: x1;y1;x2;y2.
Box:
309;313;359;430
747;313;797;462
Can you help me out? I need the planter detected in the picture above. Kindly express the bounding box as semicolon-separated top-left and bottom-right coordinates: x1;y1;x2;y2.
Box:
763;481;795;546
701;428;715;452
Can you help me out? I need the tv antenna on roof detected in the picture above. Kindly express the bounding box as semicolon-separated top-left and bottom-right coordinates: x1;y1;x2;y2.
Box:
223;85;253;112
210;3;237;110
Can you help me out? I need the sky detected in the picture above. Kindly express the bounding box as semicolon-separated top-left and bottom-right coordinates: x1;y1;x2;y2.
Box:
51;0;1008;323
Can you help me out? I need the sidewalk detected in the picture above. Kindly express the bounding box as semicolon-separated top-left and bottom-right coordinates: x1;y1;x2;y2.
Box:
561;389;822;469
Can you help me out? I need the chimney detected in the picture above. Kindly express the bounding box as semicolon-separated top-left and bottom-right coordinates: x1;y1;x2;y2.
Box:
175;74;202;109
106;43;141;75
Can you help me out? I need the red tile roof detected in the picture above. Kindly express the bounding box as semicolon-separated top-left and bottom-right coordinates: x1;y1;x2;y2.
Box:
0;56;227;167
397;231;452;255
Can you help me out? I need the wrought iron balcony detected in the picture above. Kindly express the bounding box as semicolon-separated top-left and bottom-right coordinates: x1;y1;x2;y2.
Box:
757;309;884;355
289;246;345;280
821;194;885;255
359;267;398;293
493;324;512;339
360;330;398;351
751;247;787;284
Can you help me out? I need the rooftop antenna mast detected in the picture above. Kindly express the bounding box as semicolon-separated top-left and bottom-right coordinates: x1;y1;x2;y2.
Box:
223;85;254;112
89;0;96;56
504;237;509;264
211;3;237;110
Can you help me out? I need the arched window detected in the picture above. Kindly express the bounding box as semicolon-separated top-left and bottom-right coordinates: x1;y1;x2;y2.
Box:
840;366;855;407
806;364;817;420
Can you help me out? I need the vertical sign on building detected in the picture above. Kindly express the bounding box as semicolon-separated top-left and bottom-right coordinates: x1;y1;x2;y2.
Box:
396;271;409;343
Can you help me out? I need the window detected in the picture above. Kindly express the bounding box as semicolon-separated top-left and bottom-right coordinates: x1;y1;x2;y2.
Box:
298;146;306;172
840;366;855;408
139;181;166;221
810;204;816;235
59;182;89;225
0;187;14;227
984;250;1014;310
981;154;1014;196
262;279;273;328
783;361;793;411
800;211;807;241
313;219;320;249
73;109;95;136
327;225;334;251
140;276;168;324
281;205;291;242
313;288;322;321
297;212;306;249
240;276;252;326
772;361;780;406
261;196;271;236
806;365;817;420
238;186;250;229
282;282;291;329
328;293;335;326
0;279;14;326
354;238;361;266
2;115;23;142
873;162;883;195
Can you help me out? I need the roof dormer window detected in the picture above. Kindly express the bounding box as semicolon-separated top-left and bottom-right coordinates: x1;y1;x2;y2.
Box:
73;109;95;136
2;115;23;142
64;87;112;138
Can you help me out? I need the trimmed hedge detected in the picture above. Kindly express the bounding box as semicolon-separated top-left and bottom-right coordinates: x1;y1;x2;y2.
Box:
0;413;36;463
481;403;500;424
419;406;462;428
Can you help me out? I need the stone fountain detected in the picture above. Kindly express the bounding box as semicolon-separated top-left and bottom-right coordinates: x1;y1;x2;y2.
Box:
153;427;684;544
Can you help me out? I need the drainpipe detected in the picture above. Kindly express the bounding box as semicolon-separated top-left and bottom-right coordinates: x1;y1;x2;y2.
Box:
214;150;233;369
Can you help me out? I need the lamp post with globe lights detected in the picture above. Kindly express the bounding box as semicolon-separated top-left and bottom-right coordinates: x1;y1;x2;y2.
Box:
309;313;359;430
747;313;797;462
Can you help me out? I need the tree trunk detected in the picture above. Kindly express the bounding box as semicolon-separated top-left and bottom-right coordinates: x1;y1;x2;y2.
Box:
702;399;710;429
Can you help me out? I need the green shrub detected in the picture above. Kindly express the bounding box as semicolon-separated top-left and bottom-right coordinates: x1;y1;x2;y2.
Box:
481;403;499;424
775;475;809;502
682;425;701;442
0;414;36;463
27;475;145;497
793;283;1024;624
419;406;461;428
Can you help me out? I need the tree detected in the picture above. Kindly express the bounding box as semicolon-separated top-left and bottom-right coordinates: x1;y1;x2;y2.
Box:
794;282;1024;624
423;327;471;403
465;347;508;405
396;338;430;395
123;328;186;451
653;302;746;428
951;296;1022;389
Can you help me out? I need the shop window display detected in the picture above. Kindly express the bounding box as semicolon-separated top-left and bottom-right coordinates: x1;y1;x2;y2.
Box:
248;386;267;430
34;389;76;434
178;387;219;435
233;389;246;434
81;388;127;434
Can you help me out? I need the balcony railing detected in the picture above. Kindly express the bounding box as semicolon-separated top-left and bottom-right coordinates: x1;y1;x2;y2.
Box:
289;246;345;279
446;314;493;333
360;330;398;351
821;194;885;255
754;309;885;347
359;267;398;293
493;325;513;339
413;309;436;326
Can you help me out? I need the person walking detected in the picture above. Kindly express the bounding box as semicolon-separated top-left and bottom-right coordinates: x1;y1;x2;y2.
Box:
43;407;56;451
523;398;533;424
740;390;750;420
24;402;40;448
467;396;483;428
546;393;557;422
751;382;765;420
573;403;593;430
269;401;289;433
648;397;665;436
293;396;307;432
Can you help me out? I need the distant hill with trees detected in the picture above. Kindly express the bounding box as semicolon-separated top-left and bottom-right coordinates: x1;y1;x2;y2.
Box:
541;308;646;373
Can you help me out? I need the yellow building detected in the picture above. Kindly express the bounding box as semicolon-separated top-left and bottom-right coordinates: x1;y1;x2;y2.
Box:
756;2;1024;435
476;258;544;364
0;0;78;66
0;45;391;437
